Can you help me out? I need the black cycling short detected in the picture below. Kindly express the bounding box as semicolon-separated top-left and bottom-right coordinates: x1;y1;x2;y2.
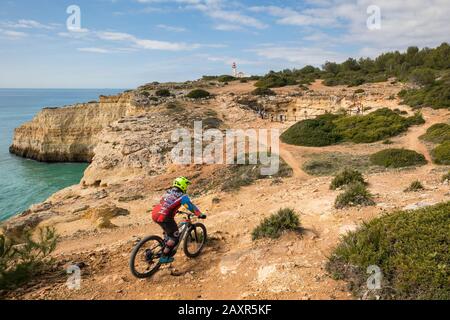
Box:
157;219;179;238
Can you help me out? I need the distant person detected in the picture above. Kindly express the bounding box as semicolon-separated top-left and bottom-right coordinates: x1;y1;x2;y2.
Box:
151;177;206;264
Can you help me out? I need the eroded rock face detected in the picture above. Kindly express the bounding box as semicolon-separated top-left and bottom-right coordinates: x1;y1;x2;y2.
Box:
9;92;137;162
81;111;178;186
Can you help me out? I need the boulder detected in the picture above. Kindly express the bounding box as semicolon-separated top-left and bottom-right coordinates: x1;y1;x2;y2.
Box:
83;204;129;222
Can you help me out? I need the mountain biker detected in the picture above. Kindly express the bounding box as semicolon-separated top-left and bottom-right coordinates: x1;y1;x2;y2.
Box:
151;176;206;264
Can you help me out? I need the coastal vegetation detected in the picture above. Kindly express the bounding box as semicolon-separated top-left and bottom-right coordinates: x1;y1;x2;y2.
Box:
404;180;425;192
252;208;301;240
187;89;211;99
370;149;427;168
330;169;367;190
281;108;424;146
255;43;450;91
0;227;58;291
334;182;375;209
327;201;450;299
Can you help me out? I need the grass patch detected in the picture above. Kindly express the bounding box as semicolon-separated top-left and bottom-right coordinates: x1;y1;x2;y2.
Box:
302;153;372;176
420;123;450;144
252;208;301;240
370;148;427;168
221;155;293;192
165;102;185;113
330;169;367;190
281;108;424;147
326;201;450;299
334;182;375;209
187;89;211;99
404;180;425;192
431;141;450;165
202;117;222;129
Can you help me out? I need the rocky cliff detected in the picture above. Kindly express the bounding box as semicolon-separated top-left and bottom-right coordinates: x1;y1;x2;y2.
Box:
9;92;137;162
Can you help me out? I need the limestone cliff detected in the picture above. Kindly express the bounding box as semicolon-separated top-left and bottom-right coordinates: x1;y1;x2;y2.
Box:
9;93;137;162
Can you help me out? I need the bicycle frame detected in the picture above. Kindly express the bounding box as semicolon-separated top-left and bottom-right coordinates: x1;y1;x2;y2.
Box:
166;211;195;253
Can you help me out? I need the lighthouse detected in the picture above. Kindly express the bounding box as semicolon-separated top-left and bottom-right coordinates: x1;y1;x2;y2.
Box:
232;62;237;77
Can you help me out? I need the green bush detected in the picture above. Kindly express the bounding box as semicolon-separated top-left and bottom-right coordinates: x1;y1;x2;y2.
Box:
409;68;436;86
330;169;366;190
155;89;171;97
334;108;424;143
251;87;276;96
335;182;375;209
431;141;450;165
370;148;427;168
354;89;365;94
0;227;58;290
218;75;236;83
187;89;211;99
399;76;450;110
252;208;300;240
327;201;450;299
282;108;423;147
280;113;343;147
404;180;425;192
420;123;450;144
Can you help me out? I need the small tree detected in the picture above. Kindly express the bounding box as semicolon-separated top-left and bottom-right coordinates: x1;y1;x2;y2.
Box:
187;89;210;99
155;89;171;97
409;68;436;86
0;227;58;290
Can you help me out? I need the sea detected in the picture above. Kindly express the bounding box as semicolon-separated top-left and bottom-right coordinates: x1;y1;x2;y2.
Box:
0;89;125;221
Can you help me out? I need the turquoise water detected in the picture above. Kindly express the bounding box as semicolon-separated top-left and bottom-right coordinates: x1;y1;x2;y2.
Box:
0;89;125;221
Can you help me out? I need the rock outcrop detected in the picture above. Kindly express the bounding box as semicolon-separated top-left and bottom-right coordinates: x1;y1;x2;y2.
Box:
9;92;137;162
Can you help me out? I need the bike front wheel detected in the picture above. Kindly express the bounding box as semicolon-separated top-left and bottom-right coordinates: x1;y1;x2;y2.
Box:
129;235;164;278
183;223;207;258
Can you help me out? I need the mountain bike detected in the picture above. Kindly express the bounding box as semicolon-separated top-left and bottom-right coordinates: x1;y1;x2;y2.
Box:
129;211;207;278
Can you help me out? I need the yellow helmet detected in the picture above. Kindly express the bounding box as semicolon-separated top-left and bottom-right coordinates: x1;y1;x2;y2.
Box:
173;176;191;193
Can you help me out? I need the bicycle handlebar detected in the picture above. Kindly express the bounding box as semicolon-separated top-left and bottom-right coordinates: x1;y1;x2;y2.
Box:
177;211;195;217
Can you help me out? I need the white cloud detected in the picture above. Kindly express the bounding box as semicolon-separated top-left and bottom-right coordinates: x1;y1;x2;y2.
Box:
1;19;56;30
156;24;187;32
248;46;348;66
0;28;28;39
213;24;243;31
77;47;112;54
96;31;195;51
137;0;267;30
249;1;450;53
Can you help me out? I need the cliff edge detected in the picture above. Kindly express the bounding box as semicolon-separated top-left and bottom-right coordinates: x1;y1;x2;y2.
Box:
9;92;136;162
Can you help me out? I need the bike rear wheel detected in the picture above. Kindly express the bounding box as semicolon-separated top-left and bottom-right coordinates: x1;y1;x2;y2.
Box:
183;223;207;258
129;235;164;278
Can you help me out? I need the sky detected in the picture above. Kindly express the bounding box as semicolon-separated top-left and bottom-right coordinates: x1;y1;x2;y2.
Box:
0;0;449;88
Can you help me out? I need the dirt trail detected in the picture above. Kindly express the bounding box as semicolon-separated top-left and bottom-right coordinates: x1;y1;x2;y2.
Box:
403;110;448;163
279;142;310;180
